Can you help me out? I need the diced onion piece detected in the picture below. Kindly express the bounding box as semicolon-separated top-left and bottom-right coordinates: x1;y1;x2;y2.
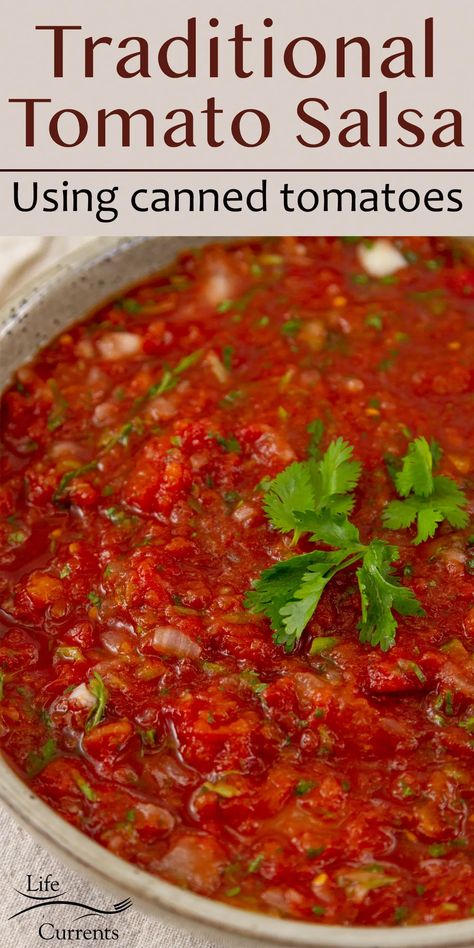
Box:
69;682;96;709
233;503;258;527
202;263;236;306
254;431;295;464
75;339;95;359
152;626;201;659
97;332;142;361
158;834;225;894
50;441;84;460
101;627;135;654
93;402;119;427
145;396;176;421
205;350;229;384
357;240;407;278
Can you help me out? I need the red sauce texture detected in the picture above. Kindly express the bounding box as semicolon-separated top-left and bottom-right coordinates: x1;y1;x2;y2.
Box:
0;237;473;927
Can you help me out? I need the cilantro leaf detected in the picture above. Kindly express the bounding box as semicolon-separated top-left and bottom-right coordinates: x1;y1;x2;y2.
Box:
296;510;361;548
395;437;434;497
316;437;362;505
357;540;425;650
262;438;361;542
384;439;468;543
431;477;470;528
262;461;315;541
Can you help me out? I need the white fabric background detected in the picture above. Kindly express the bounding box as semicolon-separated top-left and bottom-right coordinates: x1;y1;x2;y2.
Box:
0;237;223;948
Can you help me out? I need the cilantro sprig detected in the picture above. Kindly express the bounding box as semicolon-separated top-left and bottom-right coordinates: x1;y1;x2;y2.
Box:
246;438;424;652
383;437;468;544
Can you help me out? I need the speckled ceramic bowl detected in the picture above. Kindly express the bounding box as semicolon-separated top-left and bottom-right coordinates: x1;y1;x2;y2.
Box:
0;236;473;948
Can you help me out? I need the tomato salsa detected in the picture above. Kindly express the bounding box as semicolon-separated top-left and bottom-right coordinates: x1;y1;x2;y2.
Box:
0;237;473;927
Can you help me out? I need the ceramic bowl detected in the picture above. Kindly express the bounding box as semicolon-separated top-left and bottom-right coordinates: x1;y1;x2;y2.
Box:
0;236;473;948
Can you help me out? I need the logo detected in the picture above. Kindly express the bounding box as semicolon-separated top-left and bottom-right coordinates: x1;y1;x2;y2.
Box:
9;874;133;941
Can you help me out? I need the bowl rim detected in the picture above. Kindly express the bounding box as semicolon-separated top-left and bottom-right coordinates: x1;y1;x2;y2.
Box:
1;234;474;948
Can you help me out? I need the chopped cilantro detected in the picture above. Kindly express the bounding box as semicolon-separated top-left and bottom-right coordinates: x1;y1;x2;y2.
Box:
104;506;127;525
295;779;315;796
225;886;241;898
139;728;156;746
73;772;97;801
222;345;234;369
85;671;108;731
307;846;325;859
87;590;102;609
26;737;57;777
54;460;98;500
8;530;26;545
221;389;244;407
119;298;142;313
211;432;242;454
444;691;454;715
394;906;409;924
397;659;426;684
137;349;203;404
47;380;69;432
428;843;447;857
365;314;383;330
247;853;264;874
239;669;267;694
281;318;301;337
217;288;257;315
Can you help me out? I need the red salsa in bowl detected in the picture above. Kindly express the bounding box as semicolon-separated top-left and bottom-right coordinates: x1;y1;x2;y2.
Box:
0;236;473;928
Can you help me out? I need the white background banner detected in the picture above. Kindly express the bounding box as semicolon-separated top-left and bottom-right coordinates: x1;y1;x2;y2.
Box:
0;0;473;232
